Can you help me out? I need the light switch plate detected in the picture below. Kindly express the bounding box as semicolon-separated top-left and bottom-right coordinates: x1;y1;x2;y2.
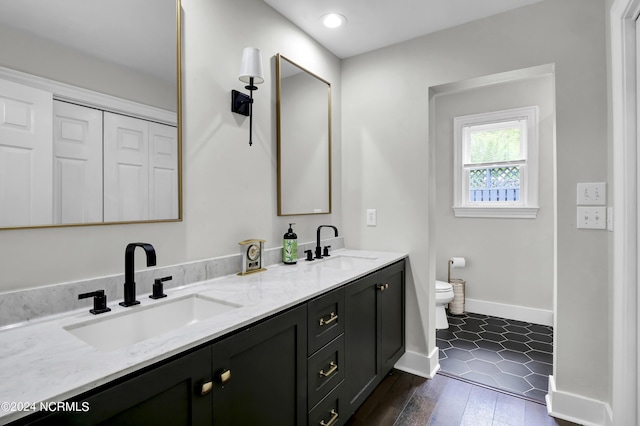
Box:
577;206;606;229
577;182;606;205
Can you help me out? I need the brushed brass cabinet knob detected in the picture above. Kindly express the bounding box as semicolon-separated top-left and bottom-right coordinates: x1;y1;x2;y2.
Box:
200;381;213;396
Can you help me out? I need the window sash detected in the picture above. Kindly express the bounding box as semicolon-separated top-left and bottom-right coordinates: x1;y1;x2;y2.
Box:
462;119;527;166
463;159;526;169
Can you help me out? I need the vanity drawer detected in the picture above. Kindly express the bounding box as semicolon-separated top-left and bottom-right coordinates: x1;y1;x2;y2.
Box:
308;379;345;426
308;286;344;355
308;334;345;409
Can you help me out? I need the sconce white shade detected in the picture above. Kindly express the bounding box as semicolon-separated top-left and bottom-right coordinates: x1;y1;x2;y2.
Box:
239;47;264;84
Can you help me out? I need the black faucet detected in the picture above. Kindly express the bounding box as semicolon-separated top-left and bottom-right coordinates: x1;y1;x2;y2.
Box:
315;225;339;259
120;242;156;307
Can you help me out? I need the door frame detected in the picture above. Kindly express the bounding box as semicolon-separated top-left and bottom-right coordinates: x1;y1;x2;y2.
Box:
610;1;640;424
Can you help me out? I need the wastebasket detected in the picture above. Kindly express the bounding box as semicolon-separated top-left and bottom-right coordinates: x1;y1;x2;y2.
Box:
449;278;466;315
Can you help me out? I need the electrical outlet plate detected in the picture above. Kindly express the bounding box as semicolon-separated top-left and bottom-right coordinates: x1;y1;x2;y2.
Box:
577;206;606;229
577;182;606;205
366;209;377;227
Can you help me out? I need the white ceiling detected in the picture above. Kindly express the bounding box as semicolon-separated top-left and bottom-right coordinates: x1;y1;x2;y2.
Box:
264;0;544;59
0;0;543;82
0;0;176;84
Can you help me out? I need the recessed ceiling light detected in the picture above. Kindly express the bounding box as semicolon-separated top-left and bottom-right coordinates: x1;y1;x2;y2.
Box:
322;13;346;29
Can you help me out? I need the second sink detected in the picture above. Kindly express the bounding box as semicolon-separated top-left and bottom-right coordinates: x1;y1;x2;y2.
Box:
316;255;378;270
65;294;241;351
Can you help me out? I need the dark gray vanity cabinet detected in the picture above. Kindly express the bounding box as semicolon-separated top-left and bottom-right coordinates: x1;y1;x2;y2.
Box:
19;306;307;426
344;260;406;418
210;304;307;425
14;259;405;426
24;346;213;425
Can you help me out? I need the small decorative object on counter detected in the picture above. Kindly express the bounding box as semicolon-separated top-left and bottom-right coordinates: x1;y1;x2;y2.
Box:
239;239;266;275
282;223;298;264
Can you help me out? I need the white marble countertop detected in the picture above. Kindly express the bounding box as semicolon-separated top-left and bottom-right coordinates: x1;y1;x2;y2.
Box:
0;249;406;423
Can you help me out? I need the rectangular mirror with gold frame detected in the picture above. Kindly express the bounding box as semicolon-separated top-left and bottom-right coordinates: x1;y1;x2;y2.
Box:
276;54;331;216
0;0;182;230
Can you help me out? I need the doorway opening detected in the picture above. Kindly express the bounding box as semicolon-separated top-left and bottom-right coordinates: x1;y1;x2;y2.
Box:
429;64;557;404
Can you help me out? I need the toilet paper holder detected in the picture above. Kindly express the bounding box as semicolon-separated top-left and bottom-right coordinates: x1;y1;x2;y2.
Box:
448;257;466;282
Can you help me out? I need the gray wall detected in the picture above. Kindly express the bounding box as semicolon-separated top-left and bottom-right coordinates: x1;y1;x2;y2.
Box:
0;25;175;111
342;0;608;403
433;73;555;313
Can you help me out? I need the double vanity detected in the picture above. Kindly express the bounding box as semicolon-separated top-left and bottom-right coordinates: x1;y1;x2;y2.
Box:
1;248;406;425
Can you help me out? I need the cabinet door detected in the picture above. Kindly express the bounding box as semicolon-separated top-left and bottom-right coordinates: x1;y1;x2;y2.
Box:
0;78;53;227
25;346;213;425
378;260;406;372
344;260;406;419
344;272;380;416
211;305;307;425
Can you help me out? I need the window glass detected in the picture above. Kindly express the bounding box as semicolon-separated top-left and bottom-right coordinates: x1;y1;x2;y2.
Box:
469;167;520;202
466;122;523;165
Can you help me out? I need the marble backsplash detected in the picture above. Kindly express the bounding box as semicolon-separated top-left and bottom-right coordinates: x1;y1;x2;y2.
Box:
0;237;344;328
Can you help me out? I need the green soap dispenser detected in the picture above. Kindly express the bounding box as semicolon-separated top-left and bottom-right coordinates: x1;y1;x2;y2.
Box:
283;223;298;264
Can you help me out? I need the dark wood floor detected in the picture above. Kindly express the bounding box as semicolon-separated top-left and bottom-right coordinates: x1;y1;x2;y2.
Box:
345;370;580;426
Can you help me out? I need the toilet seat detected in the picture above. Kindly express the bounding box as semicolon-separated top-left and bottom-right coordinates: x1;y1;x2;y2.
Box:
436;280;452;293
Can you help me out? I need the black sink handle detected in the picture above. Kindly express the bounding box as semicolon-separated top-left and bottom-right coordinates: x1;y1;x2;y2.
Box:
150;276;172;299
304;250;314;261
78;290;111;315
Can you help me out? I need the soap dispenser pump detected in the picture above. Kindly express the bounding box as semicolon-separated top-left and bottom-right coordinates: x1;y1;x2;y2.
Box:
283;223;298;264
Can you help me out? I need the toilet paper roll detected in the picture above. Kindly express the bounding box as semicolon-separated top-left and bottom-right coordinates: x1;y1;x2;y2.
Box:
449;257;466;268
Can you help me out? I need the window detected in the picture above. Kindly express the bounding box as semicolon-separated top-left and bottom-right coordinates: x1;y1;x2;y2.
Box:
452;106;539;218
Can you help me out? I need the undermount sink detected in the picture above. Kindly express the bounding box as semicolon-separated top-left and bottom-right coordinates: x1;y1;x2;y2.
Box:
65;294;241;351
316;255;378;270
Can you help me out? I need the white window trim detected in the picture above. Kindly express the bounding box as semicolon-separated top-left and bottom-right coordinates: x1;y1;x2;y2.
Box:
452;106;539;219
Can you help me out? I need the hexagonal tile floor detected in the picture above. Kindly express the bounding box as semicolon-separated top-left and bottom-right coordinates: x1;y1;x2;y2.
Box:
436;311;553;403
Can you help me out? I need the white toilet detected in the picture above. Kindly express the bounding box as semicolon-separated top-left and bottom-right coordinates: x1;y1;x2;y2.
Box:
435;280;455;329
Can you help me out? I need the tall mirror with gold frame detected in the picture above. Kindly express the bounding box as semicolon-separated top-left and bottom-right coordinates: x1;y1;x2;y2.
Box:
276;54;331;216
0;0;182;229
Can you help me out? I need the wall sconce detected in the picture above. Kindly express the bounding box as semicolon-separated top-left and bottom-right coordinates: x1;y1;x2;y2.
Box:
231;47;264;146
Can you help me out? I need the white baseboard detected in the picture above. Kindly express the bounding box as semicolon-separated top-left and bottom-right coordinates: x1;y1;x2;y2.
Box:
546;375;613;426
464;298;553;326
394;348;440;378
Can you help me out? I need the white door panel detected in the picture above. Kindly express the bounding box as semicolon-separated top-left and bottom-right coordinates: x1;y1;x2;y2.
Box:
53;101;103;224
103;112;149;221
0;79;53;227
149;122;178;220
